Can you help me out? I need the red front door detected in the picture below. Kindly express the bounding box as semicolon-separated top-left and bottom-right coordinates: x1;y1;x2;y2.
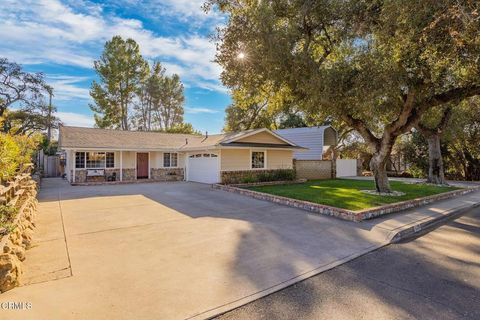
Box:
136;153;149;179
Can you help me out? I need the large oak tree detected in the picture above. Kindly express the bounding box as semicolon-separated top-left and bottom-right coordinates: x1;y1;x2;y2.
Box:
208;0;480;192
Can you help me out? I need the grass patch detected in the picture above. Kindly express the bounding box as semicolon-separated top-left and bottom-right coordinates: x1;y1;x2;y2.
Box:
247;179;460;211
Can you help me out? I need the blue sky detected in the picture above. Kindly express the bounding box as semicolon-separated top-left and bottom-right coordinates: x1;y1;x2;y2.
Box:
1;0;231;133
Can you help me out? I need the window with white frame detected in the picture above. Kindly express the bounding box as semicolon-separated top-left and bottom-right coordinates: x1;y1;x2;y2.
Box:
163;153;178;167
251;151;265;169
75;152;114;169
75;152;85;168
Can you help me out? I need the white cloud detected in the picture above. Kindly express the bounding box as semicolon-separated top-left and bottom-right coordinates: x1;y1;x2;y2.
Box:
0;0;225;93
46;75;91;101
185;107;219;114
56;111;95;127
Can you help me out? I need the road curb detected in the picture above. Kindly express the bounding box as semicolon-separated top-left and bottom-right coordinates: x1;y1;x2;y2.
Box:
389;201;480;243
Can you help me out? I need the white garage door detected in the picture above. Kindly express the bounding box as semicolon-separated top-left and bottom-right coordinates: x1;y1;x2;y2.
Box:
187;153;220;184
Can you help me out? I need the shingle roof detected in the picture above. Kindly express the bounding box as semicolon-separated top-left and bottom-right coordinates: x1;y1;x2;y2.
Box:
58;126;304;151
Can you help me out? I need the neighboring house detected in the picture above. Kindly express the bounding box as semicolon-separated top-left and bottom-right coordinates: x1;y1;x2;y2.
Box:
58;126;305;184
274;126;337;160
274;126;339;180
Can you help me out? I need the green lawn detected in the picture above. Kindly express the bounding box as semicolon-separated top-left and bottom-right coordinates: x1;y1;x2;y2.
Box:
247;179;459;211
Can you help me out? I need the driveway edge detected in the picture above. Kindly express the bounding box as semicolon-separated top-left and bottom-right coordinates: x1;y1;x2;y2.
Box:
187;243;387;320
388;200;480;243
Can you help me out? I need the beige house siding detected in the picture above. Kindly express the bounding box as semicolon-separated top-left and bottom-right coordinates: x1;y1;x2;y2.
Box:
221;149;293;171
221;149;250;171
236;132;286;145
149;151;185;168
150;151;163;168
121;151;136;168
267;150;293;169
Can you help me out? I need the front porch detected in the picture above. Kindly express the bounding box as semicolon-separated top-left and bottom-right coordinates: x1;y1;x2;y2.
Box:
65;150;185;184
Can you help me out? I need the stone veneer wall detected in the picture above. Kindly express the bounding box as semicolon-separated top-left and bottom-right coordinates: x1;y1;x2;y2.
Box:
150;168;184;181
72;169;132;183
221;169;294;185
293;160;332;180
0;176;38;292
122;168;136;181
71;168;184;184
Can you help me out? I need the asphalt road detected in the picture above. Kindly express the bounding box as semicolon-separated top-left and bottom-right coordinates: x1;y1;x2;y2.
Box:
216;209;480;320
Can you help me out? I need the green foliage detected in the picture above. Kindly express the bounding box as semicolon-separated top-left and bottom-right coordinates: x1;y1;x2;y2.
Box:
208;0;480;191
162;123;200;135
90;37;192;132
0;205;18;230
444;98;480;180
239;174;257;184
278;113;307;129
134;62;186;131
238;169;296;184
90;36;149;130
40;136;58;156
0;133;20;182
0;58;47;119
397;132;429;178
248;179;458;211
0;132;39;184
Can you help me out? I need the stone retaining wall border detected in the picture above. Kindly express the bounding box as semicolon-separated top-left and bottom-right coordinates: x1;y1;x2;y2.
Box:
212;184;480;222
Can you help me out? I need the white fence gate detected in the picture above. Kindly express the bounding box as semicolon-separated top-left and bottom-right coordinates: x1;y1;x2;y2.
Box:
336;159;357;177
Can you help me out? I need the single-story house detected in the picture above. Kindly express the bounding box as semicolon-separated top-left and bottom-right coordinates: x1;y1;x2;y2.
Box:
274;126;337;160
58;126;305;184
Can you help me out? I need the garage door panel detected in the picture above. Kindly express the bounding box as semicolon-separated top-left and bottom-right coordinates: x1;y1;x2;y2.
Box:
187;153;220;184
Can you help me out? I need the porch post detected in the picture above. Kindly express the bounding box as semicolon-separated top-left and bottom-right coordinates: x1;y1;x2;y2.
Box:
72;149;76;183
120;151;123;182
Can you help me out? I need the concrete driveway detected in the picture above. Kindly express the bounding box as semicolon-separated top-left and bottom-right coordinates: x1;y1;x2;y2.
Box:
1;178;388;319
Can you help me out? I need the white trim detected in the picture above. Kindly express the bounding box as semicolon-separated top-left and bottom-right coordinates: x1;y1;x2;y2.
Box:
217;145;302;151
72;149;76;183
148;152;151;179
218;149;222;182
250;149;267;170
221;128;301;147
120;151;123;182
162;152;179;168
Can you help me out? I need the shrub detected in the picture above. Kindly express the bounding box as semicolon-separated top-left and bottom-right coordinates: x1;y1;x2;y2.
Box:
0;134;20;184
0;205;18;230
271;169;295;181
0;133;39;185
240;174;257;184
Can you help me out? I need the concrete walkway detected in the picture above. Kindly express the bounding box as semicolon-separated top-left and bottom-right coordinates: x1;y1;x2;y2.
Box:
1;178;479;319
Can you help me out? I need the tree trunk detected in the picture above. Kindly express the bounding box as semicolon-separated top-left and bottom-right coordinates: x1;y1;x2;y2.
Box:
425;134;446;184
369;153;391;193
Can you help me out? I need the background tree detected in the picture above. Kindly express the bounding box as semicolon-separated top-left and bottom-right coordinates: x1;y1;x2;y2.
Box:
444;98;480;180
90;36;148;130
155;74;185;131
416;105;452;184
134;62;164;131
0;58;46;118
208;0;480;192
163;123;200;135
